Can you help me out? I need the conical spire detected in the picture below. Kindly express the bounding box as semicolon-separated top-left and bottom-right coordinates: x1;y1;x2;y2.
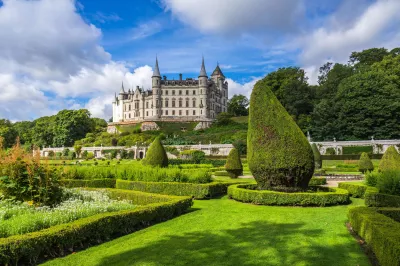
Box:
114;92;117;101
199;56;207;77
211;64;225;78
152;56;161;77
120;81;125;93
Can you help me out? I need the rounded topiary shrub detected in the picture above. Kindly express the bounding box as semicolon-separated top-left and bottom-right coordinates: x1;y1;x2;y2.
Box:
142;137;168;167
311;143;322;169
379;146;400;172
247;79;314;189
225;148;243;178
358;152;374;173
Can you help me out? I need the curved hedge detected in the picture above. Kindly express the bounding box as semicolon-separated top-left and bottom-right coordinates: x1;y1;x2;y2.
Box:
338;182;378;198
348;206;400;266
308;177;326;186
0;190;192;265
228;184;349;206
365;191;400;207
247;79;314;189
116;179;236;199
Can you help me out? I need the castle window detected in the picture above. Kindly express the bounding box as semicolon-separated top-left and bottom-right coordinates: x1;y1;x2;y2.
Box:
179;110;182;116
192;99;196;107
156;110;159;115
166;90;169;95
172;99;176;107
129;105;131;111
172;110;175;115
193;110;196;115
146;111;148;116
165;100;169;107
129;113;131;118
179;99;182;107
161;90;163;95
146;102;149;108
186;110;189;116
156;100;159;108
179;90;182;95
157;80;159;85
161;110;163;115
166;110;168;115
200;89;202;94
201;99;203;105
186;90;189;95
186;99;189;107
172;90;175;95
193;90;196;95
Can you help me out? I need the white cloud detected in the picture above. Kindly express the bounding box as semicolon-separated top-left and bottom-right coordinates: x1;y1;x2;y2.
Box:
162;0;303;35
227;78;260;99
131;21;162;40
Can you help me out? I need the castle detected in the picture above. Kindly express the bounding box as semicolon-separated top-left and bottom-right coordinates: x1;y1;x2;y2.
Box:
111;57;228;129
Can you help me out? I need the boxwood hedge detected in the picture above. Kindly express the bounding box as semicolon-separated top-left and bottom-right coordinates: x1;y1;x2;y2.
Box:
0;190;192;265
228;184;349;206
61;179;116;188
337;182;371;198
365;191;400;207
348;206;400;266
308;177;327;186
116;179;236;199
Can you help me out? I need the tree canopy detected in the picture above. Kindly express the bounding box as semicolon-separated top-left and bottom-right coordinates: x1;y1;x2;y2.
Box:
227;94;249;116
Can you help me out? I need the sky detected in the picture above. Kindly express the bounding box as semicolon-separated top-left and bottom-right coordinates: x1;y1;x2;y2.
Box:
0;0;399;121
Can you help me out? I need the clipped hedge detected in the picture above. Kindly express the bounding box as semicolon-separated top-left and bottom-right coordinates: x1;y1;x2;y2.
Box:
321;154;382;160
214;170;230;177
365;191;400;207
337;182;370;198
377;208;400;222
228;184;349;206
116;179;235;199
0;192;192;265
348;206;400;266
308;177;327;186
61;179;116;188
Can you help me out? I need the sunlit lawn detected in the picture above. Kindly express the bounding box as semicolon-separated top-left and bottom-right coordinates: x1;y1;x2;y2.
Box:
43;196;369;266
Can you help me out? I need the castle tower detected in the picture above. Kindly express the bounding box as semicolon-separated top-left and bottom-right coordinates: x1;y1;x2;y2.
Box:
199;57;208;118
152;56;161;118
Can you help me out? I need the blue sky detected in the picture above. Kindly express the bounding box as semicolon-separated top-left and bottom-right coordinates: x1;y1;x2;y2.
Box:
0;0;399;121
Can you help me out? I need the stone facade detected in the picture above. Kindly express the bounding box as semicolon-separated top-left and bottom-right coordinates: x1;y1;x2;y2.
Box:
111;57;228;124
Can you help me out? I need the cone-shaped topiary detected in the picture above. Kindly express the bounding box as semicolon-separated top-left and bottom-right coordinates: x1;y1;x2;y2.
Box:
358;152;374;173
311;143;322;169
379;146;400;172
225;148;243;178
142;137;168;167
247;79;314;189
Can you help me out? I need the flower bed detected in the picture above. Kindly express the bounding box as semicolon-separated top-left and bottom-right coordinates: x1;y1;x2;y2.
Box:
0;189;192;265
228;184;349;206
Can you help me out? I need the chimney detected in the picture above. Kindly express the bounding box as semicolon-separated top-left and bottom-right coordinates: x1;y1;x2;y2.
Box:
179;73;182;81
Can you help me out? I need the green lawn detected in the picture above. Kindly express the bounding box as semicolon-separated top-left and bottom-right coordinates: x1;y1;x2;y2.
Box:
43;197;369;266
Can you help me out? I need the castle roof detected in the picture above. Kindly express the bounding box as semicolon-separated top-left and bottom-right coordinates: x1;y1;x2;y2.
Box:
199;57;207;77
119;82;125;94
152;56;161;77
211;64;225;77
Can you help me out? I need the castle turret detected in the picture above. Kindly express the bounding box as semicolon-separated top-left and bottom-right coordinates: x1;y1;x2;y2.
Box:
199;57;208;118
152;57;161;118
118;82;125;100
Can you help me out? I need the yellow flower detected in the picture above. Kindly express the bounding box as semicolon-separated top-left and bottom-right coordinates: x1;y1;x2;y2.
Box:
27;201;34;206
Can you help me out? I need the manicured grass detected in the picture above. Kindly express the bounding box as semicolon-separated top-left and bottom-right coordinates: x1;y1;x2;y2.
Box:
43;196;369;266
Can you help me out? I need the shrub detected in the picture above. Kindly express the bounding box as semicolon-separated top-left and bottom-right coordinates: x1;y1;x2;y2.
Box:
86;152;95;160
365;192;400;207
325;147;336;155
337;182;369;198
308;177;327;186
214;170;230;177
376;170;400;196
116;180;234;199
0;192;192;265
232;139;247;156
247;79;314;189
348;206;400;266
228;184;349;206
342;146;373;155
225;148;243;178
142;137;168;167
357;152;374;173
311;143;322;169
62;148;70;157
165;146;179;156
379;146;400;172
61;179;116;188
365;171;379;186
180;150;206;164
81;150;88;159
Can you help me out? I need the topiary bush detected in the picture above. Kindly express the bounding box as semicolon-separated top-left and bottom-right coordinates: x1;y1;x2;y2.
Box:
379;146;400;172
225;148;243;178
311;143;322;169
376;170;400;196
358;152;374;173
247;79;314;189
142;137;168;168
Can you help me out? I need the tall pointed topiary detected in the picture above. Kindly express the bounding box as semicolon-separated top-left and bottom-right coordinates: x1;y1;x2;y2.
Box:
225;148;243;178
358;152;374;173
311;143;322;169
142;137;168;167
379;146;400;172
247;79;314;189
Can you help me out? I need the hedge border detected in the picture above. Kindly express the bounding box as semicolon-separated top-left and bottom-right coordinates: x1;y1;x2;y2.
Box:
61;179;116;188
116;179;238;199
228;184;349;206
348;206;400;266
308;177;327;186
337;182;370;198
377;208;400;222
0;190;192;265
365;191;400;207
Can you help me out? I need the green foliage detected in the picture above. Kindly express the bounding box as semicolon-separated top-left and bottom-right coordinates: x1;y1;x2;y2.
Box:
86;152;95;160
180;150;206;164
227;94;249;116
214;112;234;126
225;148;243;178
116;180;237;199
365;171;379;186
308;177;327;186
325;147;336;155
337;182;371;198
311;143;322;169
376;170;400;196
0;119;18;148
0;192;192;265
343;146;373;155
232;139;247;155
228;185;349;206
379;146;400;172
348;206;400;266
164;146;179;156
365;191;400;208
247;79;314;189
377;208;400;223
142;137;168;168
61;179;116;188
358;152;374;173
